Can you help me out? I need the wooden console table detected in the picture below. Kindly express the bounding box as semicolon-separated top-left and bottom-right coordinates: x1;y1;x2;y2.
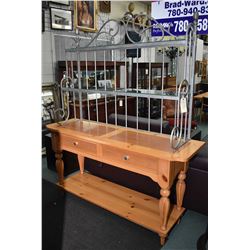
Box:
194;91;208;99
47;119;204;245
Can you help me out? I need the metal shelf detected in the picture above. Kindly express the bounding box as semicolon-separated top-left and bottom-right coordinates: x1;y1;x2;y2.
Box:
61;87;179;101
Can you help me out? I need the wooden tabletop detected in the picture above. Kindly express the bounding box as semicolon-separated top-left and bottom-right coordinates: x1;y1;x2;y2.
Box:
194;92;208;99
47;119;205;163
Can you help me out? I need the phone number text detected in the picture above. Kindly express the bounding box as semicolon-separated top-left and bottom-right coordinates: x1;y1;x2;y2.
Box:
167;6;208;18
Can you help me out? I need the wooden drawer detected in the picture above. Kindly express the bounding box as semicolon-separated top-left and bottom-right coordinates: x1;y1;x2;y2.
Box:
61;135;97;156
102;145;158;174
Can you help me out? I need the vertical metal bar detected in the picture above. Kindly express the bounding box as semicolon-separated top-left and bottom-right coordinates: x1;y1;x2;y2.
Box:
61;69;65;111
71;56;76;119
174;48;179;129
60;87;64;112
187;22;197;139
186;32;193;138
136;48;139;130
63;52;69;113
65;53;69;78
182;35;192;142
183;41;189;141
180;112;184;140
128;58;133;88
184;111;188;141
148;48;151;131
160;49;164;134
178;28;190;135
176;47;179;85
183;30;190;82
94;50;99;122
85;52;90;121
77;51;83;119
187;34;192;89
114;50;117;126
125;49;127;127
104;50;108;124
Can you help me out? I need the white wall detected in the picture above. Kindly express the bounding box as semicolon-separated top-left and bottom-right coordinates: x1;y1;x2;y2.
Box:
42;1;150;85
42;2;73;84
42;2;111;84
110;1;148;19
42;32;55;83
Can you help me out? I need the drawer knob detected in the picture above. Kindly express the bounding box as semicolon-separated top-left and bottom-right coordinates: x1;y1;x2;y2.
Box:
73;141;78;146
123;155;129;161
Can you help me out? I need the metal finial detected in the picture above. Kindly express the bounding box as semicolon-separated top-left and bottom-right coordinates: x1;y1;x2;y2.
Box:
193;11;199;22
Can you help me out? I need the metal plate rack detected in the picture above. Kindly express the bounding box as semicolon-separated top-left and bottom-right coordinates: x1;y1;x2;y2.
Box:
55;13;199;149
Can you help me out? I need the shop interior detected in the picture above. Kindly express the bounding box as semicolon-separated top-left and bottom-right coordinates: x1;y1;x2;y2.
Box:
42;1;208;250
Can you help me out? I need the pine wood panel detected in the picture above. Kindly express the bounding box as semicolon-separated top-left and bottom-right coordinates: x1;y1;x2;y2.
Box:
46;118;204;244
194;91;208;99
102;145;158;175
47;119;205;162
61;134;97;156
61;172;185;235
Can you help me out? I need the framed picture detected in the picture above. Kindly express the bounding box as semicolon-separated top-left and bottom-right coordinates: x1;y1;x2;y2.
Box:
50;7;73;30
98;80;112;88
99;1;111;13
42;1;49;9
50;1;70;5
74;1;97;32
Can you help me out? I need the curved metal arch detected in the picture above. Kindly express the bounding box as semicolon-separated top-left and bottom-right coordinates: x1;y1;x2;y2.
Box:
72;14;178;48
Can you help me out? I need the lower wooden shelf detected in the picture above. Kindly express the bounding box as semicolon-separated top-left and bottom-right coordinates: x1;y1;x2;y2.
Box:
59;172;185;236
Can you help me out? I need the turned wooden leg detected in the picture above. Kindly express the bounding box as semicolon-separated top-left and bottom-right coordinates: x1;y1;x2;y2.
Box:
176;170;186;210
159;233;167;246
78;155;85;174
159;188;170;231
55;152;64;185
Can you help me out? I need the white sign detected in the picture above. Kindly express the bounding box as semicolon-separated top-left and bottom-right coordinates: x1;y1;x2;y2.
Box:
98;80;112;88
151;0;208;36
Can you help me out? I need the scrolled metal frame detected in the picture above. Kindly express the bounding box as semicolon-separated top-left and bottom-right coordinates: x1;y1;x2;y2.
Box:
71;13;177;49
54;75;74;124
56;13;199;149
170;79;189;149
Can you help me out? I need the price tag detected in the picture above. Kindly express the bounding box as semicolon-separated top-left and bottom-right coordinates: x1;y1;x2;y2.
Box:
180;96;187;113
119;99;123;107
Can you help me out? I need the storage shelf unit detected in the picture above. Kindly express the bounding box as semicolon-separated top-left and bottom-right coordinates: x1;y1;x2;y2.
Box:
48;13;201;246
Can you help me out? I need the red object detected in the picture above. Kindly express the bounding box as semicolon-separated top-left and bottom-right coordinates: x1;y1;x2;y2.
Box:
168;118;197;129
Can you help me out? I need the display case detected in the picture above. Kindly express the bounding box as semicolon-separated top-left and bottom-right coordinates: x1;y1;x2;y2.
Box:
42;83;59;149
132;62;168;90
57;61;125;90
42;83;58;124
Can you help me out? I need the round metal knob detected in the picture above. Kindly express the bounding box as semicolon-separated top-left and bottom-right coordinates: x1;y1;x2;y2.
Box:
123;155;129;160
73;141;78;146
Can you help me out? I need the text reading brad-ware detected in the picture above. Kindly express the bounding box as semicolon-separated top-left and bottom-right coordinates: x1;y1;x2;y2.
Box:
165;1;208;9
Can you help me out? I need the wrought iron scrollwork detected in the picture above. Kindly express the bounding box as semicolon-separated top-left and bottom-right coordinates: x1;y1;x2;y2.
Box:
170;79;189;149
71;14;177;49
54;76;75;124
59;13;199;149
